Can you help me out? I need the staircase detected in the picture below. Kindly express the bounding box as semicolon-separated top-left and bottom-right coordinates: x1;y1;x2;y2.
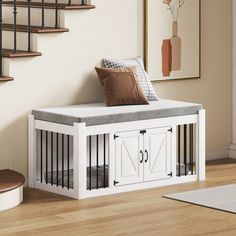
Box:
0;0;95;81
0;169;25;211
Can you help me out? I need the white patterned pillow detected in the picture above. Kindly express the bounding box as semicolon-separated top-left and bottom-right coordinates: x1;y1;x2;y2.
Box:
102;57;158;101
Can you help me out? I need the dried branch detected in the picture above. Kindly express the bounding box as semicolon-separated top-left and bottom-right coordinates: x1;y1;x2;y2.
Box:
176;0;186;22
162;0;185;22
179;0;185;7
167;5;176;22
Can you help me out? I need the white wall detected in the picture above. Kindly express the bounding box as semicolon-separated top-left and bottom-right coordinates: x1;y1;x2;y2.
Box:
0;0;232;176
0;0;144;175
152;0;232;160
229;0;236;159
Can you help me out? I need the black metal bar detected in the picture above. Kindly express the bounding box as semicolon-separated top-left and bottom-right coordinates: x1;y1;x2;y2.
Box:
67;135;70;189
56;133;59;186
51;132;53;186
27;0;31;51
96;135;99;189
184;125;187;176
41;0;45;29
13;0;17;52
68;0;71;6
190;124;194;175
46;131;48;184
81;0;85;5
55;0;58;28
103;134;106;188
0;0;3;77
178;126;181;177
89;136;92;190
62;134;64;188
40;130;43;183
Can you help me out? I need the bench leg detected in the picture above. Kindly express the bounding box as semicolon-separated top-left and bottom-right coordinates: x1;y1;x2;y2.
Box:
28;115;36;188
198;109;206;181
73;123;87;199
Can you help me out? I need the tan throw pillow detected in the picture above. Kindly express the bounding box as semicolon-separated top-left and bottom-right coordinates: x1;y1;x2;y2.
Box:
95;67;149;106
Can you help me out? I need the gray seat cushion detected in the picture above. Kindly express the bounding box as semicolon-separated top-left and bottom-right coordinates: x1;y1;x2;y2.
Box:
32;99;202;126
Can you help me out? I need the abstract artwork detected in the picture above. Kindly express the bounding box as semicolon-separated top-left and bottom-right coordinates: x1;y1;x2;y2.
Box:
144;0;200;81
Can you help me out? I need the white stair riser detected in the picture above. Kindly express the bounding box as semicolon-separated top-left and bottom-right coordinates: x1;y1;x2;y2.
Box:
3;31;38;51
0;186;23;212
3;7;64;28
2;58;10;76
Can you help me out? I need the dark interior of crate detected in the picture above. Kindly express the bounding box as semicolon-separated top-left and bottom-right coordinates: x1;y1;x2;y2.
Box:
36;131;109;190
176;124;196;177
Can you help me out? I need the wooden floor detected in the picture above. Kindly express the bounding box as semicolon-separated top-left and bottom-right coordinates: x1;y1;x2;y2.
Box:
1;159;236;236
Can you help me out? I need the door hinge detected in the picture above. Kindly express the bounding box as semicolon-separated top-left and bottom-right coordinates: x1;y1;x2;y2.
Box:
168;172;173;177
140;130;147;135
168;128;173;133
114;180;119;186
114;134;119;139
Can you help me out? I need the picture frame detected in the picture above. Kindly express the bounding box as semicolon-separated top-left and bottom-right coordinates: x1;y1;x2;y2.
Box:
144;0;201;81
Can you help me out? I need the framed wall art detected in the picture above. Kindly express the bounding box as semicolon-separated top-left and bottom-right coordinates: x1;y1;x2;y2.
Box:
144;0;201;81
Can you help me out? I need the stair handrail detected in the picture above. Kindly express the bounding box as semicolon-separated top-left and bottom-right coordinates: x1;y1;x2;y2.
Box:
13;0;17;52
0;0;2;76
28;0;31;51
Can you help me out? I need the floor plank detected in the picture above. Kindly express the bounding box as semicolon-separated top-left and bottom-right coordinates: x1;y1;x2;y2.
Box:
1;159;236;236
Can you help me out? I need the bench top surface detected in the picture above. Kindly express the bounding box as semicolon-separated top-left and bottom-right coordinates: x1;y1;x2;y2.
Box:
32;99;202;126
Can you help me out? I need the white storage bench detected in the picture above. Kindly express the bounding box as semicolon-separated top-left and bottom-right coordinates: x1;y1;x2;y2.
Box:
28;99;205;199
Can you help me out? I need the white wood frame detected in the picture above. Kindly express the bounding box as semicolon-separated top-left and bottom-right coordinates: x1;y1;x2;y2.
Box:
143;127;172;182
28;109;205;199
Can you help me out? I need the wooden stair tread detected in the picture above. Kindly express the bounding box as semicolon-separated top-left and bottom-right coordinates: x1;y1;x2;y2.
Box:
0;169;25;193
3;1;96;10
0;76;14;82
3;24;69;33
2;49;42;58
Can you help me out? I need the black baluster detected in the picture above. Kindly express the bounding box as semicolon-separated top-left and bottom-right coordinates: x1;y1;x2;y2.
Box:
56;133;59;186
0;0;3;77
55;0;58;28
27;0;31;51
62;134;64;188
51;132;53;186
41;0;45;29
40;130;43;183
184;125;187;176
81;0;85;5
68;0;71;6
89;136;92;190
178;126;181;177
46;131;48;184
67;135;70;189
190;124;194;175
96;135;99;189
103;134;106;188
13;0;17;53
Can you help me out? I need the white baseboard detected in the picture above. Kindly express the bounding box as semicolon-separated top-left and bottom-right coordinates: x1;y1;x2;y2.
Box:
206;150;229;161
229;144;236;159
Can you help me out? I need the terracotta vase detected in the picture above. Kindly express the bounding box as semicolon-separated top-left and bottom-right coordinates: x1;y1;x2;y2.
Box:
170;21;181;71
162;39;172;77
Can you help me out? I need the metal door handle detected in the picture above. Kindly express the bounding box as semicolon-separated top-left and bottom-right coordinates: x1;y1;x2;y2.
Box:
145;150;149;163
140;150;144;163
